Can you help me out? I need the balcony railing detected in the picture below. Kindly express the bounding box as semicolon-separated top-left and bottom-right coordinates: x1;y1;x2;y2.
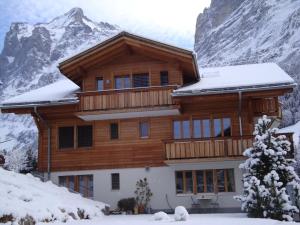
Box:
78;85;177;111
164;133;294;160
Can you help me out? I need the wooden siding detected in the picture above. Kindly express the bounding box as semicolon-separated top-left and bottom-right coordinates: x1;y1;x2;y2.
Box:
78;86;176;111
252;97;280;117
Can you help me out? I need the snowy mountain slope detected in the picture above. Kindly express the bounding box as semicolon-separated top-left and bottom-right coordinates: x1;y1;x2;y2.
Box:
0;168;106;223
0;8;119;171
194;0;300;126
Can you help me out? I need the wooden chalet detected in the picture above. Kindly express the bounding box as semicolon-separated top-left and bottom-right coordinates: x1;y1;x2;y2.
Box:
0;31;296;211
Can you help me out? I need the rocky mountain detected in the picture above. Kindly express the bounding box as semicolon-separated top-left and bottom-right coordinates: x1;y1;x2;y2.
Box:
195;0;300;127
0;7;119;171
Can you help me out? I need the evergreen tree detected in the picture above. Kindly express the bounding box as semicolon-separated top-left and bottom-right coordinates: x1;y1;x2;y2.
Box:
236;115;300;221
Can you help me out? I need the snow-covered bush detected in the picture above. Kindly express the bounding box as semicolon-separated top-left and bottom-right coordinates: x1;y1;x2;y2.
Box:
0;168;106;224
153;211;170;221
235;115;300;221
174;206;189;221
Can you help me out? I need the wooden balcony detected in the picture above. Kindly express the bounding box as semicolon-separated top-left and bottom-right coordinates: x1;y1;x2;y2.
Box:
164;133;294;163
76;85;180;121
252;97;280;117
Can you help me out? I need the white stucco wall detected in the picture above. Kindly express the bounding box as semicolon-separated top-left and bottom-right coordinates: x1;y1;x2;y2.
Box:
50;160;244;210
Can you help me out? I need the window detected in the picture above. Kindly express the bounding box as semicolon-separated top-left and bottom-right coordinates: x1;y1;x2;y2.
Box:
139;121;149;138
59;176;75;192
77;125;93;148
214;119;222;137
193;120;201;138
78;175;93;198
133;73;149;88
175;169;235;194
173;120;191;139
214;118;231;137
176;171;184;194
160;71;169;86
115;75;131;89
110;123;119;139
97;78;103;91
111;173;120;190
59;175;93;198
59;127;74;149
203;119;211;138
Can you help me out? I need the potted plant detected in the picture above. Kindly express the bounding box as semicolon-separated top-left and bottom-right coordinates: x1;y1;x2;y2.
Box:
134;177;153;214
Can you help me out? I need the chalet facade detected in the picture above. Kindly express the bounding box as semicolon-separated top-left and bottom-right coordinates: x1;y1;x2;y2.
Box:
0;31;296;212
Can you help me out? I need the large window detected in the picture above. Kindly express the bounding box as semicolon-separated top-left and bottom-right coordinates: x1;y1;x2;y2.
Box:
173;120;191;139
58;125;93;149
77;125;93;148
59;175;93;198
173;117;231;140
139;121;149;138
111;173;120;190
97;77;103;91
115;75;131;89
160;71;169;86
59;127;74;149
133;73;149;88
175;169;235;194
110;123;119;140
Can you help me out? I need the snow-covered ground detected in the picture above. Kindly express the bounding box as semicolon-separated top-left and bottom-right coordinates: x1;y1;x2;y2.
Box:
0;168;106;224
37;213;293;225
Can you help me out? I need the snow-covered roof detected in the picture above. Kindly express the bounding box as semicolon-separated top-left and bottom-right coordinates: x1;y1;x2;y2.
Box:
174;63;296;96
0;79;80;107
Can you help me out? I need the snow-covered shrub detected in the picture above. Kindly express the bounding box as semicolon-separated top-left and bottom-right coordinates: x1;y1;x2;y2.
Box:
235;115;300;221
153;211;170;221
0;168;106;224
174;206;189;221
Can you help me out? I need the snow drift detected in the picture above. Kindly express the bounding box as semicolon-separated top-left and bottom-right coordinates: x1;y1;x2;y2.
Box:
0;168;106;223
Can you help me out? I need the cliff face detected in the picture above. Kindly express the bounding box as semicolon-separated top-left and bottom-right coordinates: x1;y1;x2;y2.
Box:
0;8;119;171
194;0;300;126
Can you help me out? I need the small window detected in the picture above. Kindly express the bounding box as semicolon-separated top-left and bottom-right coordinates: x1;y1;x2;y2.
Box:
223;118;231;137
115;75;131;89
111;173;120;190
173;120;190;139
97;78;103;91
133;73;149;88
214;119;222;137
77;125;93;148
59;175;75;192
140;121;149;138
193;120;201;138
59;127;74;149
203;119;211;138
110;123;119;139
185;171;193;194
160;71;169;86
79;175;93;198
173;121;181;139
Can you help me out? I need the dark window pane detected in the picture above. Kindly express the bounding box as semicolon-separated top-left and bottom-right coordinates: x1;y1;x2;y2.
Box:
59;127;74;149
196;171;204;193
110;123;119;139
79;175;93;198
59;176;67;187
124;76;131;88
77;125;93;148
193;120;201;138
68;176;75;192
176;171;183;194
133;73;149;88
214;119;222;137
115;77;122;89
79;175;86;196
185;171;193;193
97;78;103;91
223;118;231;137
173;121;181;139
217;170;225;192
140;121;149;138
88;175;93;197
111;173;120;190
206;170;214;193
203;119;211;138
160;71;169;86
183;120;190;138
227;169;235;192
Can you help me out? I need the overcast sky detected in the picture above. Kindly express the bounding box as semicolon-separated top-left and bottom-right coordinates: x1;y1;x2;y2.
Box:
0;0;211;51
